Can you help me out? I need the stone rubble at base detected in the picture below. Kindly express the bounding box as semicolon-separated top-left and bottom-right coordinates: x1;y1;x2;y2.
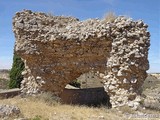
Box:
0;104;20;118
13;10;150;108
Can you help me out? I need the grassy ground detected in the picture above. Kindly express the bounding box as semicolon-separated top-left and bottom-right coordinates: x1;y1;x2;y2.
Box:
0;95;160;120
0;96;125;120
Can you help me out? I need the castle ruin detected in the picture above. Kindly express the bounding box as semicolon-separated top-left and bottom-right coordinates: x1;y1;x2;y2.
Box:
13;10;150;108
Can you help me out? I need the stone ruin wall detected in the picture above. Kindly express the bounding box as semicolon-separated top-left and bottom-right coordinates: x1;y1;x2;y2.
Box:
13;10;150;108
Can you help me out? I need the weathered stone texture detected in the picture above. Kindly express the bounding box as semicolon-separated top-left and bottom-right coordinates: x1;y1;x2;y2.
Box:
13;10;150;108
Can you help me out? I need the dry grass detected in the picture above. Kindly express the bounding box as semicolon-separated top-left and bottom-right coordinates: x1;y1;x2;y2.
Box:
103;12;116;22
0;73;160;120
0;96;127;120
0;90;160;120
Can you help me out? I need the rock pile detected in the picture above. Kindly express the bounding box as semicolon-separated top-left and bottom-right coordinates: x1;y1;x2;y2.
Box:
0;104;20;118
144;95;160;110
13;10;150;108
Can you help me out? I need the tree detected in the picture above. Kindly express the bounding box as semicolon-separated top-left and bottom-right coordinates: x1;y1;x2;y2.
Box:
9;54;24;88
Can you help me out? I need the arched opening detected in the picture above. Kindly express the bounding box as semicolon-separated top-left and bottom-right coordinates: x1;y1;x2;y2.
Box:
60;71;111;107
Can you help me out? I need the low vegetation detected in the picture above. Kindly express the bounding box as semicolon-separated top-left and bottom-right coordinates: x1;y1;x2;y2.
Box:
69;79;81;88
0;93;160;120
103;12;117;22
0;95;125;120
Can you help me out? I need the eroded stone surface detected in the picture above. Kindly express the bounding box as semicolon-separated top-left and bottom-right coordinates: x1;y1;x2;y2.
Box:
13;10;150;108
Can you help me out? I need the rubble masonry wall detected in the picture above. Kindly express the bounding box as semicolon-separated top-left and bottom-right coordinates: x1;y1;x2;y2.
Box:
13;10;150;108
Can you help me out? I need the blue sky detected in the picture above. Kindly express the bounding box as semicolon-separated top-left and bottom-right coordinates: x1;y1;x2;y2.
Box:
0;0;160;73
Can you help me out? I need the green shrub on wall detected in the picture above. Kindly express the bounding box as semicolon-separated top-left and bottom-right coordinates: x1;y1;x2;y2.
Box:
9;54;24;88
69;79;81;88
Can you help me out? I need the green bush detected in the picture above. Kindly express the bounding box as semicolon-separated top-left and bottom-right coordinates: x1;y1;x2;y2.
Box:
9;54;24;88
69;79;81;88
